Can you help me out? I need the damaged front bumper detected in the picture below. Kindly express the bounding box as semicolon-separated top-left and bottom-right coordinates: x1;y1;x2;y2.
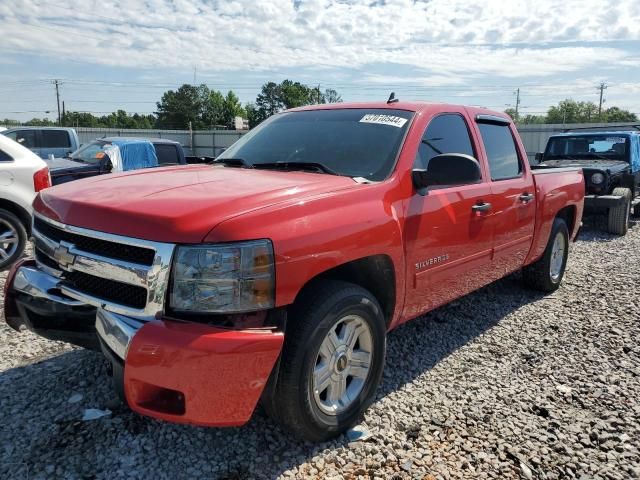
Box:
3;260;284;427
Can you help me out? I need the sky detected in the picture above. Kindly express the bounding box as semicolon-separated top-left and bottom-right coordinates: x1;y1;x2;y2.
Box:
1;0;639;124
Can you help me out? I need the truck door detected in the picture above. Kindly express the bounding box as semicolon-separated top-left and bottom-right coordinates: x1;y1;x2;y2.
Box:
403;113;495;318
474;117;535;278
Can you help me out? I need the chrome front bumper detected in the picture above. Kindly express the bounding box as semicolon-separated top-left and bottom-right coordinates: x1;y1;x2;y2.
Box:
11;264;144;360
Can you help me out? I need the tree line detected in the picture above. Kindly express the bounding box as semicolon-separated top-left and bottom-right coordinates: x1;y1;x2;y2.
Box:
1;79;343;131
506;99;637;124
4;86;637;130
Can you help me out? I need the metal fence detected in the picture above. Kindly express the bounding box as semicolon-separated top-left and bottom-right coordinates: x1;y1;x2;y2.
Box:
517;122;639;162
8;122;639;162
74;127;246;157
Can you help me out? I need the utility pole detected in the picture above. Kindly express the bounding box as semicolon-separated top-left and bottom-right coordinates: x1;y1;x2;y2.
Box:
53;79;61;125
62;101;66;125
597;82;608;120
514;88;521;122
317;84;321;104
193;66;197;85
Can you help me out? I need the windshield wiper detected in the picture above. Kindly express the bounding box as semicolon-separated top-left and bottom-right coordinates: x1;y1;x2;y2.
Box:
254;161;340;176
213;157;254;168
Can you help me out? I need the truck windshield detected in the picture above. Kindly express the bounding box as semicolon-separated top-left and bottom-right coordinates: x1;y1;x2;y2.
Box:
217;109;414;181
545;135;629;162
70;141;109;164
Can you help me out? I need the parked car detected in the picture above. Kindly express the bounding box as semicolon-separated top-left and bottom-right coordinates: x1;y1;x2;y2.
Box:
47;137;199;185
3;102;584;441
0;135;50;269
534;130;640;235
1;127;80;159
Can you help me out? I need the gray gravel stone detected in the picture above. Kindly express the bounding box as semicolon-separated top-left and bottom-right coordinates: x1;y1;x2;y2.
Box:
1;220;640;478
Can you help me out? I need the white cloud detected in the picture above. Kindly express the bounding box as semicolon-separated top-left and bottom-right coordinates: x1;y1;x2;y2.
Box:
0;0;638;78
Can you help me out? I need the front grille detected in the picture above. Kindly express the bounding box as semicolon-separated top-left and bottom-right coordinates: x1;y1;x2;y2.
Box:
34;217;156;266
35;248;59;270
63;271;148;310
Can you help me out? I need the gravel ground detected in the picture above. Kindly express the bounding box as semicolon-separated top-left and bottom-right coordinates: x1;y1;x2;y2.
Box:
1;218;639;480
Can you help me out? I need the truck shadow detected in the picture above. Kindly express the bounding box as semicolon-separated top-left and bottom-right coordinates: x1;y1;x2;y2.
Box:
0;271;546;479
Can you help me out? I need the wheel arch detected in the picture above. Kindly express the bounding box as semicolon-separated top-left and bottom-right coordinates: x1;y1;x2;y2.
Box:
291;254;397;328
555;204;577;236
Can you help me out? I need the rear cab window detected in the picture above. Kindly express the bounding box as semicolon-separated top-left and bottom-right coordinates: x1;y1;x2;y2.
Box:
154;144;180;165
41;130;71;148
477;122;523;180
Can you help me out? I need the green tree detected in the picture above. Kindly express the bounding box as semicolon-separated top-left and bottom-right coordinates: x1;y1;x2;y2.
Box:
23;118;56;126
222;91;245;128
156;84;211;129
602;106;638;123
202;90;226;128
322;88;342;104
251;80;343;127
245;103;262;129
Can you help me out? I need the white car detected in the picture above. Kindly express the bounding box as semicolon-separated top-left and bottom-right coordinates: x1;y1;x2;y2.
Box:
0;135;51;269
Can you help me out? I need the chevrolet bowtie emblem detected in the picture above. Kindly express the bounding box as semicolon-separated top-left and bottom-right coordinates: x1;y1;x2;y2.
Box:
53;242;76;268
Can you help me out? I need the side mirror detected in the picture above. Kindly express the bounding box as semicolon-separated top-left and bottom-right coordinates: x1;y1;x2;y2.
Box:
412;153;482;193
534;152;543;163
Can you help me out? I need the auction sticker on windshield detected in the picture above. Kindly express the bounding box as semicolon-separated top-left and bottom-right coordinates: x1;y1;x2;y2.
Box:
359;114;408;128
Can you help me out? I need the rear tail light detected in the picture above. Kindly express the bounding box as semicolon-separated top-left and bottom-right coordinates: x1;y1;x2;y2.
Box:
33;167;52;192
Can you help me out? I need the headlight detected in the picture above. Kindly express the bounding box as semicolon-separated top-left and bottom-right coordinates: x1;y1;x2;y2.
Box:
591;173;605;185
170;240;275;313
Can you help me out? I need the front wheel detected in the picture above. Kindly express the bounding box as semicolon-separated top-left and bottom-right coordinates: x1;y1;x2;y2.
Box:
523;217;569;292
0;209;27;271
268;281;386;442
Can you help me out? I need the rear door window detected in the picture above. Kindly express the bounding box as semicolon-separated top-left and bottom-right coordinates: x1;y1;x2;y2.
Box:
414;114;475;169
478;123;522;180
154;144;180;165
41;130;71;148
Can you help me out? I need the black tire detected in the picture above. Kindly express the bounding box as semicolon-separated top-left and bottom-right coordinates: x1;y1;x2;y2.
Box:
267;280;386;442
0;209;27;271
523;217;569;293
607;187;632;236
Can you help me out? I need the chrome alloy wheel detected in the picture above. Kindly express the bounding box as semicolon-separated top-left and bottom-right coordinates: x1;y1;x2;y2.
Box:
0;218;19;262
312;314;373;415
549;231;566;282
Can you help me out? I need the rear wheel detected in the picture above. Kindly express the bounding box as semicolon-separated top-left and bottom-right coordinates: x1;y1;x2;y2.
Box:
267;281;386;442
523;217;569;292
0;209;27;271
607;187;632;236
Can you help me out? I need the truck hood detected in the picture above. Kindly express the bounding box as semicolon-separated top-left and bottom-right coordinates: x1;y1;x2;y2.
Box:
34;165;358;242
537;158;628;172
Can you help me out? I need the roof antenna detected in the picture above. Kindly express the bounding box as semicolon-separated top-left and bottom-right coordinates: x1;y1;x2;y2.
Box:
387;92;399;104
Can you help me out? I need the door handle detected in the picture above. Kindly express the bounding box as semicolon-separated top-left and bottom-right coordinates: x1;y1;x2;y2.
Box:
519;193;534;203
472;202;492;212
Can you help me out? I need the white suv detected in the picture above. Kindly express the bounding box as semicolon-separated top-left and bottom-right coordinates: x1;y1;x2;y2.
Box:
0;135;51;269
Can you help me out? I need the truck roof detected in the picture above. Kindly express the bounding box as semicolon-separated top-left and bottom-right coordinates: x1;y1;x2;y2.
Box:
550;131;639;138
289;101;510;119
3;126;76;131
99;137;180;145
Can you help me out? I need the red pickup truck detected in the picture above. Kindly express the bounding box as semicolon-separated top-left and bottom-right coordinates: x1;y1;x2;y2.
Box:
3;102;584;441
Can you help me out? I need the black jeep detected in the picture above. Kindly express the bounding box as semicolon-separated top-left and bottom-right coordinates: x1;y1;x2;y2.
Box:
533;131;640;235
